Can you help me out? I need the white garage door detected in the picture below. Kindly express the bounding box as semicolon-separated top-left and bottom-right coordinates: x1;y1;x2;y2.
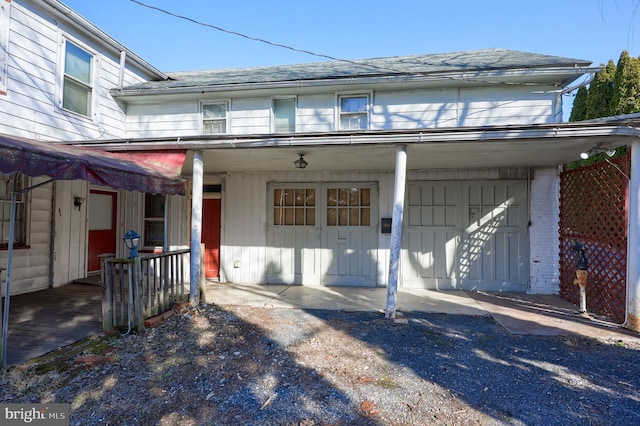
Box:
401;181;529;291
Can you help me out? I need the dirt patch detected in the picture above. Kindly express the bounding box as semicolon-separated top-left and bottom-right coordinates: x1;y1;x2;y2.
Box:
1;304;639;425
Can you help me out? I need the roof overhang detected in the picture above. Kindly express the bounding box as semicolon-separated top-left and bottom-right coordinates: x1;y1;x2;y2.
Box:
0;134;186;195
70;121;640;174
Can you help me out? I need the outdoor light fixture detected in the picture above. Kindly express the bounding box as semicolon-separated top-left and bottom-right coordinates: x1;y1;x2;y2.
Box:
293;154;308;169
580;143;616;160
73;196;85;210
123;229;140;258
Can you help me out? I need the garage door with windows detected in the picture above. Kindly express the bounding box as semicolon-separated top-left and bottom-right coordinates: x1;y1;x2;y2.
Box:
266;182;378;286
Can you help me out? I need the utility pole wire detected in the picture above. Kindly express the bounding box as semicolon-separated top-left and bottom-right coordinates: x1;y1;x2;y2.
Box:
128;0;402;75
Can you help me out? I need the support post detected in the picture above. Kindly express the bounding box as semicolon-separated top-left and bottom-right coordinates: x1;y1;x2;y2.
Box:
132;256;145;332
190;150;204;306
386;145;407;319
199;243;207;303
99;254;115;333
627;141;640;331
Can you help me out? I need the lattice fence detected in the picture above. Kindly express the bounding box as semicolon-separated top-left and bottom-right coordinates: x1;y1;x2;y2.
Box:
559;152;630;324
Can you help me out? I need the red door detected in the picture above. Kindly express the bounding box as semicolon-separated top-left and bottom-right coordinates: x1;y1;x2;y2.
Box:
87;190;117;273
203;199;221;278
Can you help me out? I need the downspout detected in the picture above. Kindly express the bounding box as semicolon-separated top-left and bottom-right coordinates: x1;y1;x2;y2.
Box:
118;51;126;90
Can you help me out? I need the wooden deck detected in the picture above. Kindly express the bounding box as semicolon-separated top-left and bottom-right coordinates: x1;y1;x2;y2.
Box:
2;283;102;367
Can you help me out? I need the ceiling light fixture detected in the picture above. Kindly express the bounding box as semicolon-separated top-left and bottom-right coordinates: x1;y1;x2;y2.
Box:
293;154;308;169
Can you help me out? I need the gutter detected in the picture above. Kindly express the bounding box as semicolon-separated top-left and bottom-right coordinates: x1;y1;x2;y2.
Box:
70;124;640;152
35;0;167;81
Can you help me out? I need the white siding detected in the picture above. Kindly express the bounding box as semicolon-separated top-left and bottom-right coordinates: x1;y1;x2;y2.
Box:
219;168;529;287
528;167;561;294
1;177;53;295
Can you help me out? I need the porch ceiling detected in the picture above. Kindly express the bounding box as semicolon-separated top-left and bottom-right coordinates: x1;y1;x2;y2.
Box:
181;130;635;174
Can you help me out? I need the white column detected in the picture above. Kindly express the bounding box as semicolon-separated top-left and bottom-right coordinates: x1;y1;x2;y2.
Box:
627;142;640;331
190;151;204;305
386;144;407;319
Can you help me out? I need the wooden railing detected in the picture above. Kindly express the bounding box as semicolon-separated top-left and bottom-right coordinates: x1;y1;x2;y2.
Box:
100;249;190;333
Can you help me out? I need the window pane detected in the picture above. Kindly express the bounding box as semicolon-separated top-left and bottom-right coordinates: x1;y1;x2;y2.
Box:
284;189;294;206
274;208;283;225
63;77;90;116
65;41;92;84
349;188;359;206
295;189;305;206
203;120;226;134
144;222;164;247
340;96;367;113
1;175;26;245
306;208;315;226
306;189;316;206
340;114;367;130
203;104;226;118
361;188;371;206
274;189;283;206
327;208;337;226
349;208;359;226
361;208;371;226
274;98;295;132
327;189;337;206
295;208;305;225
145;194;165;218
283;208;294;225
338;188;348;206
338;208;348;226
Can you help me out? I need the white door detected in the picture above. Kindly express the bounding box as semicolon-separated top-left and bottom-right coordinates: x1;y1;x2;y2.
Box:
460;181;529;291
401;180;529;291
321;184;378;286
265;182;378;286
266;184;321;284
401;182;462;289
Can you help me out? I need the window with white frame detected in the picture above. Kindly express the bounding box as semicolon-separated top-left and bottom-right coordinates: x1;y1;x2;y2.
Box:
202;102;228;134
143;194;165;247
338;94;369;130
326;187;371;226
273;97;296;133
272;187;316;226
1;174;27;247
62;40;94;117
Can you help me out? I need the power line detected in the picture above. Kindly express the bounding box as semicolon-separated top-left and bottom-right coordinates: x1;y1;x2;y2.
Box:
128;0;403;75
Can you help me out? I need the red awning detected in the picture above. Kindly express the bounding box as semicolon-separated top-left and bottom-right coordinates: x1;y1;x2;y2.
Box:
0;134;186;195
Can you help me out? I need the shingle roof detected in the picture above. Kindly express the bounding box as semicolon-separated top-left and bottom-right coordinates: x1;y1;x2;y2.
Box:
120;48;593;93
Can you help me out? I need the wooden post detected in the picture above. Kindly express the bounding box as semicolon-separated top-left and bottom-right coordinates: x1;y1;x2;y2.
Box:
132;256;145;332
386;145;407;319
99;254;115;333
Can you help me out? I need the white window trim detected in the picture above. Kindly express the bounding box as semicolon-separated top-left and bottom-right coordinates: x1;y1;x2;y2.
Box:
200;100;230;135
56;34;100;122
335;91;373;131
271;96;297;133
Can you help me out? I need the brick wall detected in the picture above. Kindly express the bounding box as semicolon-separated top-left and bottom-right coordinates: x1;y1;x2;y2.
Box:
529;167;561;294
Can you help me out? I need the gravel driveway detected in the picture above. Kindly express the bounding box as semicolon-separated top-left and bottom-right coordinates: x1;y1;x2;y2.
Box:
1;303;639;425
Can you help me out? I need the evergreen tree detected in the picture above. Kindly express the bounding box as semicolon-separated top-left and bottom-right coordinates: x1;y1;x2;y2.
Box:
610;51;640;115
569;86;588;121
585;60;616;119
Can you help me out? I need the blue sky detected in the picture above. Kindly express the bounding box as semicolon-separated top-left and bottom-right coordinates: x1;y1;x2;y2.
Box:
61;0;640;118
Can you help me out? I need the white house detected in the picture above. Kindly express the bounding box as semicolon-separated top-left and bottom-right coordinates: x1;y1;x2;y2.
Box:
2;0;640;329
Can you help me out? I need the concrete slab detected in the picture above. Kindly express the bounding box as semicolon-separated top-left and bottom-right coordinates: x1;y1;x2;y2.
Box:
205;282;487;316
205;282;640;345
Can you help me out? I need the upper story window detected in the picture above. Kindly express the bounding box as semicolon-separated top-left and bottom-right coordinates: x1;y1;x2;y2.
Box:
1;174;27;248
62;40;94;117
272;97;296;133
338;94;370;130
202;102;228;134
